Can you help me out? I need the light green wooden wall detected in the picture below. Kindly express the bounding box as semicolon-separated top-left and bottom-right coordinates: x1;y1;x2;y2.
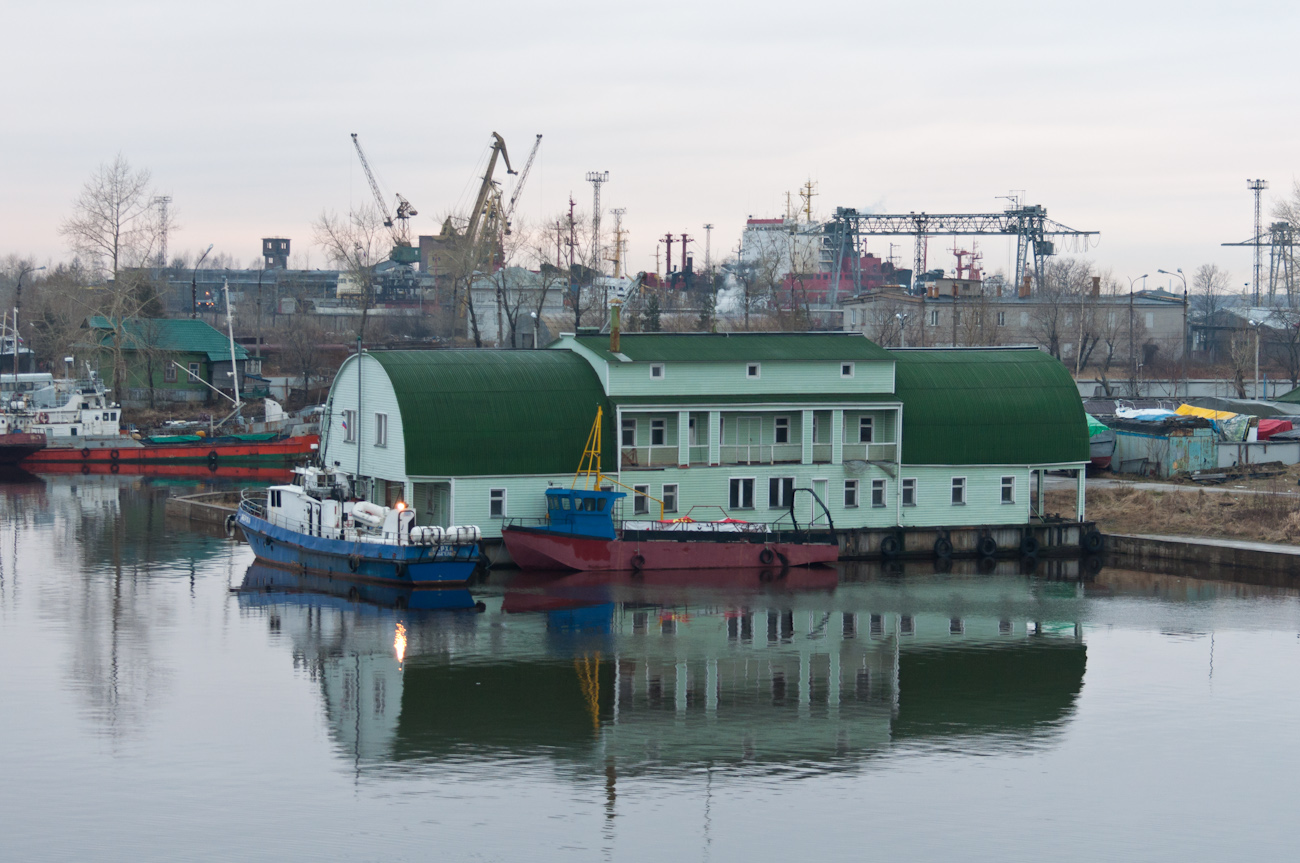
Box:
324;354;409;490
606;359;894;396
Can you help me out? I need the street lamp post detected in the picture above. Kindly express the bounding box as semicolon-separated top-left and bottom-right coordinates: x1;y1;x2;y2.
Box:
1248;318;1263;399
1158;268;1188;395
13;264;45;385
896;312;909;349
530;311;539;349
191;244;214;319
1127;274;1148;396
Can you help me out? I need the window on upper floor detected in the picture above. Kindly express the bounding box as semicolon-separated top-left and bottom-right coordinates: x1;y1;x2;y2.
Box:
841;362;855;378
997;312;1006;326
649;363;665;379
774;416;790;444
650;418;666;446
746;363;761;379
662;484;678;513
902;478;916;506
929;310;940;327
489;488;506;518
621;418;636;447
688;416;699;446
633;484;650;515
769;476;795;508
951;477;966;505
871;479;886;507
729;477;755;510
859;416;874;444
343;409;357;444
374;412;388;447
844;480;859;508
1001;475;1016;504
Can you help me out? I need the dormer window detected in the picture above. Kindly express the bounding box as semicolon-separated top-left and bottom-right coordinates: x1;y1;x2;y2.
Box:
649;363;665;379
841;362;855;378
746;363;761;379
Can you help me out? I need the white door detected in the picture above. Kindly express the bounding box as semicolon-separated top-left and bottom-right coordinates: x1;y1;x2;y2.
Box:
811;479;829;525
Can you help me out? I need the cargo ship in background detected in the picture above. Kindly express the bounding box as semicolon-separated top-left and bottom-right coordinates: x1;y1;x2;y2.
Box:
1;372;318;473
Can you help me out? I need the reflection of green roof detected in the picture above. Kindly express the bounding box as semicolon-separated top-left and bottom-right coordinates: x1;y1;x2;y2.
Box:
84;316;250;362
570;332;894;363
893;348;1089;465
369;351;613;477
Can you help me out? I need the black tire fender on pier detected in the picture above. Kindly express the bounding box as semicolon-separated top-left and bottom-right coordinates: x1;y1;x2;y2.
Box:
1020;534;1040;558
934;537;953;559
630;553;646;571
758;548;776;565
347;554;361;572
977;536;999;558
1083;529;1105;555
880;535;901;558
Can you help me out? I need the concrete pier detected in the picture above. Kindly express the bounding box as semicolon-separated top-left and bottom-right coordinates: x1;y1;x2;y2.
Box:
837;521;1097;561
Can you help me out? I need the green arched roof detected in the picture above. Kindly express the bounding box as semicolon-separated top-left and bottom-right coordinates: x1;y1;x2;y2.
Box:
893;348;1088;466
369;351;613;477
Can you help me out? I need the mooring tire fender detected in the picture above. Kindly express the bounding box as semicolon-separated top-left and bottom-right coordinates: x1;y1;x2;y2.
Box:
758;547;776;565
630;553;646;571
1082;529;1104;555
347;554;361;572
880;535;901;558
109;449;120;461
934;537;953;559
977;536;998;558
81;447;91;459
1020;534;1040;557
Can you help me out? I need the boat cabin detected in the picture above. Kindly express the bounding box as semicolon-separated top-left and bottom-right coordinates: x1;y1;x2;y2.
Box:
544;488;625;540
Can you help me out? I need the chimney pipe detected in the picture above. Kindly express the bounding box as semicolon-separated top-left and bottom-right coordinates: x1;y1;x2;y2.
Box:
1091;275;1101;298
1020;275;1032;298
610;303;621;354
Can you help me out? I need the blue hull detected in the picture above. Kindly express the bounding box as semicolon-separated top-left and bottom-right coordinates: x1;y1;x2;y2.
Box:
237;563;481;611
235;509;480;585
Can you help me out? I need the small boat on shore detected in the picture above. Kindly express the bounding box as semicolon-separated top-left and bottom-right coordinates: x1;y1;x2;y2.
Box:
1087;414;1115;472
500;408;840;573
236;467;483;585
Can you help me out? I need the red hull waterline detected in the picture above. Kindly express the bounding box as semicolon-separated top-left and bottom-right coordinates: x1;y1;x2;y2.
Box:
502;527;840;572
21;436;319;465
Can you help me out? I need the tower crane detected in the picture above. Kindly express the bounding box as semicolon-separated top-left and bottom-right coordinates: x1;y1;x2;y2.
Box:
350;132;420;265
503;134;542;235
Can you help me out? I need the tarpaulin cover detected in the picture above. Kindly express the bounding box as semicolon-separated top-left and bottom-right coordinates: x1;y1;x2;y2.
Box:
1216;414;1253;442
1177;403;1238;421
1257;418;1294;440
1086;414;1110;436
1115;407;1177;421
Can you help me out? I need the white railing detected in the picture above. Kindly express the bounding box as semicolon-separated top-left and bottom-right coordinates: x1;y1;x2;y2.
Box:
620;445;680;469
842;442;898;462
717;443;803;465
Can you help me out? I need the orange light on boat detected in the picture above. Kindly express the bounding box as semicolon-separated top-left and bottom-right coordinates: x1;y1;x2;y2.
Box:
395;501;406;511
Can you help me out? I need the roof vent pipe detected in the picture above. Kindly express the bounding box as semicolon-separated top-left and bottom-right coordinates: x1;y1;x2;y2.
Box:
610;303;621;354
1020;275;1032;298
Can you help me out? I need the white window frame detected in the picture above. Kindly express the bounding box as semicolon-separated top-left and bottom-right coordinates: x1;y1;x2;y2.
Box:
649;363;665;379
729;477;756;510
650;418;667;446
844;479;859;508
688;416;698;446
841;362;855;378
768;476;796;509
902;478;917;506
343;409;357;443
188;362;201;381
621;417;636;447
374;412;388;447
489;488;506;518
633;483;650;515
871;478;886;507
858;416;874;444
929;310;940;326
951;477;967;505
661;483;678;514
996;311;1006;326
774;415;790;444
746;362;761;379
1001;475;1016;504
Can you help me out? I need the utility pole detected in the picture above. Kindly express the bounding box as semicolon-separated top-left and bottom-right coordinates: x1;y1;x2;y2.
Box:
153;196;172;268
609;208;627;277
586;171;609;273
191;244;214;319
1248;179;1268;305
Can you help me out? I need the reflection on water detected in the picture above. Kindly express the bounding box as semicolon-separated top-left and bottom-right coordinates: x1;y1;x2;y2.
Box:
7;475;1300;861
235;562;1089;774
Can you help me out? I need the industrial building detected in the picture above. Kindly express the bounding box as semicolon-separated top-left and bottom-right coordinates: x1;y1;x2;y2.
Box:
319;333;1088;540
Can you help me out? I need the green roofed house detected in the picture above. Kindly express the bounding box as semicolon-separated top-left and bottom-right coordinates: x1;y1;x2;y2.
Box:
84;316;251;407
322;332;1089;544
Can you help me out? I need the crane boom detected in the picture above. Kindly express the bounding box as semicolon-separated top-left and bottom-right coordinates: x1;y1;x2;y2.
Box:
350;133;395;228
504;134;542;232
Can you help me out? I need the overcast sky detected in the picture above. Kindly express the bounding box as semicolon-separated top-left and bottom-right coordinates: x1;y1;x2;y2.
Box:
3;0;1297;290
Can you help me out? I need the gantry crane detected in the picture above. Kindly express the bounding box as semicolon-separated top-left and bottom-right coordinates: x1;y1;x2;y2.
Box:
350;132;420;265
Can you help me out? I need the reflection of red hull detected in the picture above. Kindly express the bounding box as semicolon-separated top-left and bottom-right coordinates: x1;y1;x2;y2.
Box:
30;461;294;480
21;435;318;466
502;526;839;572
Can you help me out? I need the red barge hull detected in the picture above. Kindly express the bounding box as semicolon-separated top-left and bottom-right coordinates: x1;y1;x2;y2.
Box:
21;436;318;467
502;525;839;572
0;433;48;465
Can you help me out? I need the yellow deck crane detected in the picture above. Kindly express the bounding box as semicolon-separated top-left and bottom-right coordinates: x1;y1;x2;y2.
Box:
350;132;421;265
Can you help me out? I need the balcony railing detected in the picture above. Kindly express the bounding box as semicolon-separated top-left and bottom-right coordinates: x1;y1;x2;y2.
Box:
717;443;804;465
842;442;898;463
620;446;680;469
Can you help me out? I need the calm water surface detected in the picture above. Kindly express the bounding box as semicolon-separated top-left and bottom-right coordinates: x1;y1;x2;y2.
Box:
2;473;1298;862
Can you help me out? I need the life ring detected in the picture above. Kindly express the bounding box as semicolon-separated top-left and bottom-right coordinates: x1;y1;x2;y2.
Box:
630;553;645;571
109;462;119;474
933;537;953;559
81;447;91;459
977;536;999;558
1082;529;1104;555
758;548;776;565
879;535;900;558
109;449;120;461
37;412;48;424
347;554;361;572
1020;534;1040;558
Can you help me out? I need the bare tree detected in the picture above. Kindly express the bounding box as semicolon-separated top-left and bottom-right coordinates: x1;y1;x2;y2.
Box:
313;206;386;343
278;317;328;403
59;154;161;282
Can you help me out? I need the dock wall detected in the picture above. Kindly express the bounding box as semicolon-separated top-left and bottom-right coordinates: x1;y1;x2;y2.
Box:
837;521;1093;560
1107;534;1300;588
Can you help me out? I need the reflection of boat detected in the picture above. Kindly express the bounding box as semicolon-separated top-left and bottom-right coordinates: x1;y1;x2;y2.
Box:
236;466;483;585
237;562;481;611
32;461;295;481
501;409;839;572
